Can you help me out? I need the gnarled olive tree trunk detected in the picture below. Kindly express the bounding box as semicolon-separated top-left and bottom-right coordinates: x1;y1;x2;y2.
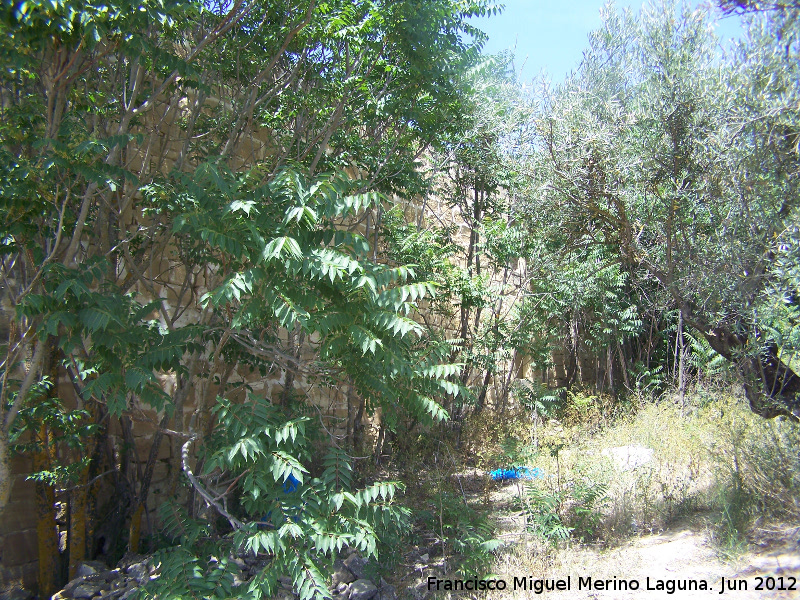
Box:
685;310;800;419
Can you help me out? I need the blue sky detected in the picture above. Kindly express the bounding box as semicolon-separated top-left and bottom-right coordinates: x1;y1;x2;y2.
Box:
468;1;747;83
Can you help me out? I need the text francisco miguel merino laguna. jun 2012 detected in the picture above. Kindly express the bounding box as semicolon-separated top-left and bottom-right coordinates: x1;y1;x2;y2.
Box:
426;574;797;594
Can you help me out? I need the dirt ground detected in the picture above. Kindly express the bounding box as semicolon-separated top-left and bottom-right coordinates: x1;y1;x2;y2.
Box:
486;482;800;600
510;524;800;600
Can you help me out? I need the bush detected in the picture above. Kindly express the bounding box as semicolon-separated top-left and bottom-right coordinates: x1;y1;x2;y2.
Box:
135;395;410;600
707;396;800;551
519;446;609;545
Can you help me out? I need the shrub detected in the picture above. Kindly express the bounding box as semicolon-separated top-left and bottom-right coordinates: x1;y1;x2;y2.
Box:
135;395;410;600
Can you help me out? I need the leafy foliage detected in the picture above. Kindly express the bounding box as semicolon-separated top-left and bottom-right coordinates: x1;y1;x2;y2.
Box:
137;395;410;600
515;0;800;415
523;475;609;545
0;0;491;589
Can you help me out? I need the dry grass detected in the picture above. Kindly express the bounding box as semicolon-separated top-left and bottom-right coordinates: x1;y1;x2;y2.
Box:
395;385;800;600
456;385;800;592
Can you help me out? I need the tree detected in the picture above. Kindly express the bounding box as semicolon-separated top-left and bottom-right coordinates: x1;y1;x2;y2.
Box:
421;54;537;418
518;0;800;418
0;0;491;594
717;0;800;14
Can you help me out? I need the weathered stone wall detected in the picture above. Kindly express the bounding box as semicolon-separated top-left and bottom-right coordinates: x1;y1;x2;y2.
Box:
0;198;589;597
0;454;38;592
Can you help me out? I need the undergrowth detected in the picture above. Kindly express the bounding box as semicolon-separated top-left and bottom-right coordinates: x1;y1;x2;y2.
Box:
460;383;800;582
387;435;503;581
137;385;799;599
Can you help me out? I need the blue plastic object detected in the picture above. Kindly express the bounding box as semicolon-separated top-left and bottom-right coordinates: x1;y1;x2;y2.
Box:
283;473;301;494
261;474;303;525
489;466;542;481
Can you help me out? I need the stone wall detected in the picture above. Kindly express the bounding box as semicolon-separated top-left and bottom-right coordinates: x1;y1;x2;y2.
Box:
0;455;38;592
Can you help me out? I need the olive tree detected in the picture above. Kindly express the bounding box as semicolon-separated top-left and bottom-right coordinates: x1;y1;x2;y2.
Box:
519;0;800;417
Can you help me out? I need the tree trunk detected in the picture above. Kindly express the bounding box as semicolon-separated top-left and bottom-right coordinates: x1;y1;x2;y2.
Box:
351;396;366;453
374;420;386;465
474;367;492;415
742;345;800;419
617;338;631;391
682;304;800;419
69;398;103;576
128;413;169;553
68;474;88;578
34;424;59;599
677;312;686;416
0;433;11;518
498;348;518;413
565;311;580;390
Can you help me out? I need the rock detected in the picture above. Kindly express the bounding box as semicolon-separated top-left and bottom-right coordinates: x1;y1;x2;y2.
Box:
332;559;356;586
75;561;108;578
376;583;396;600
53;555;142;600
343;554;368;580
0;588;33;600
410;581;428;600
336;582;350;596
125;562;149;584
349;579;378;600
62;577;88;597
71;583;104;599
103;569;122;583
418;553;429;564
278;576;293;589
601;445;654;470
116;554;147;570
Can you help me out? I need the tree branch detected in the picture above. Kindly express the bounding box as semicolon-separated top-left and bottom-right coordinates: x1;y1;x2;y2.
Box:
181;435;243;530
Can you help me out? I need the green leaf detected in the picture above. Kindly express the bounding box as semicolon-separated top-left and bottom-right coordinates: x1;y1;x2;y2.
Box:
264;236;302;261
